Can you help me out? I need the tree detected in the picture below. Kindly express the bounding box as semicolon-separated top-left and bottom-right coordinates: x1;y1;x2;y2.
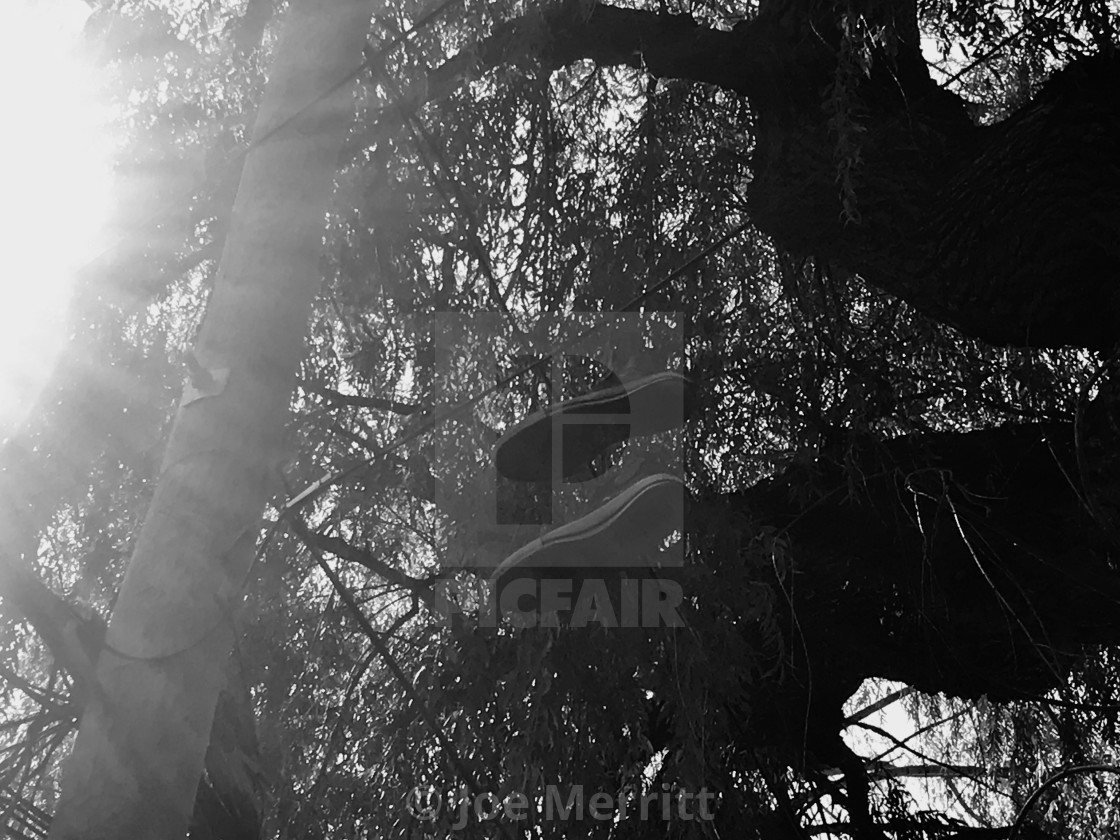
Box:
413;0;1120;350
35;0;374;837
0;0;1118;838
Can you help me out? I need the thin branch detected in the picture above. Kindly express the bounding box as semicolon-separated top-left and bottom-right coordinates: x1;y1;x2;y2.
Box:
289;516;514;840
853;720;1007;799
864;763;1007;781
302;531;434;610
300;381;425;415
844;685;917;726
1008;763;1120;840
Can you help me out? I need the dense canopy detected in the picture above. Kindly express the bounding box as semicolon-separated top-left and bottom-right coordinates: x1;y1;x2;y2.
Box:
1;0;1119;838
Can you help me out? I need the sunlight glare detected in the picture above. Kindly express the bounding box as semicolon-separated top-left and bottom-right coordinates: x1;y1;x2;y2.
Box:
0;0;112;435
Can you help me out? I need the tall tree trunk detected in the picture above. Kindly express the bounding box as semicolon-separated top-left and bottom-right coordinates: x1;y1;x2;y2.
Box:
48;0;372;836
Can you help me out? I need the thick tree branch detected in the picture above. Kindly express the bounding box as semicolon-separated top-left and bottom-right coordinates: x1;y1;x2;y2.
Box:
306;531;435;609
406;2;1120;350
738;421;1120;702
710;419;1120;771
0;558;104;703
422;0;750;103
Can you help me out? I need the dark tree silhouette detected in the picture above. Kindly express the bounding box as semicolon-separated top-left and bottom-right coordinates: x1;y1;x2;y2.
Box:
1;1;1118;838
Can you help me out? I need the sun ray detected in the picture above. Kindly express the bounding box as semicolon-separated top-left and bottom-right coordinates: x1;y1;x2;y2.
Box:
0;0;112;435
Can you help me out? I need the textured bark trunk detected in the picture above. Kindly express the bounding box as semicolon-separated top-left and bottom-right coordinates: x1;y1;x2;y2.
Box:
745;35;1120;350
706;420;1120;757
437;0;1120;349
47;1;372;837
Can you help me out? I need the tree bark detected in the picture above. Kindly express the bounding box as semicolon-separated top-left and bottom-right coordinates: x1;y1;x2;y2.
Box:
48;0;372;837
420;0;1120;349
708;421;1120;759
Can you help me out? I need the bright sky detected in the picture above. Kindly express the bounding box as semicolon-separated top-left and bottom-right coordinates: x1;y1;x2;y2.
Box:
0;0;112;436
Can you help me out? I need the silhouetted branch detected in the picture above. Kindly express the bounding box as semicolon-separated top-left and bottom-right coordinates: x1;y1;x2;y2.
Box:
300;381;424;415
